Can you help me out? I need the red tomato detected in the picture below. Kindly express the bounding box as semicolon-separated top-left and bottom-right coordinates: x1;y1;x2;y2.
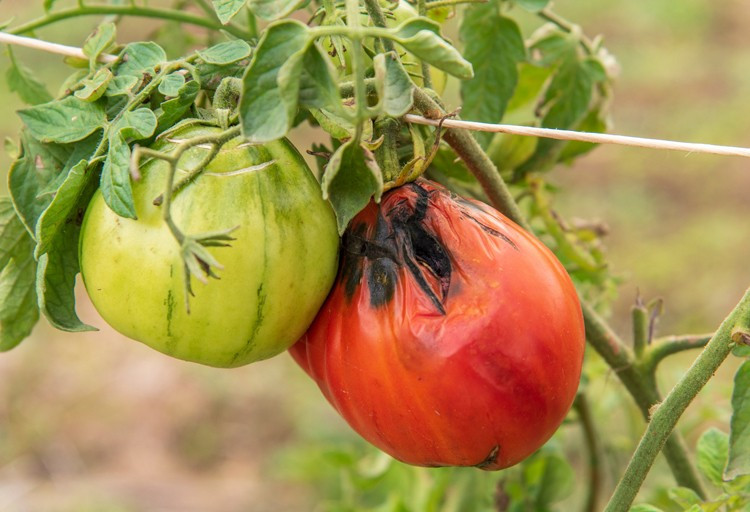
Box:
290;179;585;470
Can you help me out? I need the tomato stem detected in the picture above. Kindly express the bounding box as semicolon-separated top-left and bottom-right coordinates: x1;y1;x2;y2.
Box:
604;288;750;511
574;393;604;512
415;0;433;90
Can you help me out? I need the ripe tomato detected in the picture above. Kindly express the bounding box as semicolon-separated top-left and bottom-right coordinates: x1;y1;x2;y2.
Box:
290;179;585;469
79;125;339;368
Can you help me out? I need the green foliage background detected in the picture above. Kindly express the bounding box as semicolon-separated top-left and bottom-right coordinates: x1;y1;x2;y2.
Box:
1;0;749;510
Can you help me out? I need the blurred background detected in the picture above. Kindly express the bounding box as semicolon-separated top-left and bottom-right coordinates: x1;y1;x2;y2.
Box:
1;0;749;510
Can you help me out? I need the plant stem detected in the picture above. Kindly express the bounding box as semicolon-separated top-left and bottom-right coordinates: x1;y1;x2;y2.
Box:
425;0;486;8
537;8;596;55
574;392;603;512
363;0;395;53
411;86;706;497
9;5;252;40
642;334;713;374
412;88;530;230
604;289;750;511
416;0;433;90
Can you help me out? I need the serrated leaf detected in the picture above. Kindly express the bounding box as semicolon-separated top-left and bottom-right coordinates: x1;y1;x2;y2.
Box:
115;108;158;141
34;160;92;258
0;199;29;271
309;107;373;141
697;428;729;486
240;20;310;142
460;6;525;146
248;0;304;20
82;22;116;69
0;241;39;351
516;0;550;12
726;360;750;480
106;75;139;97
212;0;247;24
6;47;53;105
390;18;473;79
116;41;167;78
18;96;106;144
156;80;200;131
75;68;113;102
100;136;137;219
198;40;252;65
297;43;342;110
158;72;186;97
37;221;96;333
322;139;383;234
8;133;72;235
373;52;414;117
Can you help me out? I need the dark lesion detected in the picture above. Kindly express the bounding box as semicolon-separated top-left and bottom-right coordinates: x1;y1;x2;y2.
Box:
341;181;512;315
475;444;501;470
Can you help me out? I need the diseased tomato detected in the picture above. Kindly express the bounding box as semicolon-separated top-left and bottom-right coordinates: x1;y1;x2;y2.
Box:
290;179;585;470
79;125;339;368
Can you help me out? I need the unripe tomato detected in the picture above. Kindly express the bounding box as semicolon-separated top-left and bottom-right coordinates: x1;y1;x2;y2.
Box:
79;125;339;368
290;179;585;469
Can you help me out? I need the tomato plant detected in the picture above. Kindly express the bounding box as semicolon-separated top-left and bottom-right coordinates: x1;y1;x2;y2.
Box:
290;179;585;470
1;0;750;510
79;125;340;367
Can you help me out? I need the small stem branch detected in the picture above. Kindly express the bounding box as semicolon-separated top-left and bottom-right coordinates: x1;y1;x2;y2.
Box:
537;8;596;55
574;392;604;512
363;0;395;53
605;289;750;511
632;298;650;358
641;333;713;377
9;5;252;40
426;0;487;8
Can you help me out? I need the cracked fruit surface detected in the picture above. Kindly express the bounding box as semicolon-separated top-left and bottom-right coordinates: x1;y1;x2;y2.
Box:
79;126;339;368
290;179;584;469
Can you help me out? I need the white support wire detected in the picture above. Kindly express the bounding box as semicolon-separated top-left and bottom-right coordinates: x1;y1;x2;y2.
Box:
2;31;750;159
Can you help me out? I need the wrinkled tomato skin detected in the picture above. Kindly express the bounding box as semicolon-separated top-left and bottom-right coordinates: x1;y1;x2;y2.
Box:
290;179;585;470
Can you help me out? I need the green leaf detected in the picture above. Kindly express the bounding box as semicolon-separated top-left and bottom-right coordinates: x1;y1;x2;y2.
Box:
373;51;414;117
106;75;139;97
197;40;252;65
0;198;29;271
0;238;39;351
460;5;525;146
515;0;550;12
75;68;113;102
248;0;304;20
211;0;247;24
100;136;137;219
281;43;341;113
629;506;665;512
34;160;92;258
5;47;53;105
667;487;703;508
726;360;750;480
240;20;310;142
18;96;106;144
389;18;473;79
82;22;116;69
322;139;383;234
115;108;158;141
734;345;750;358
558;106;607;163
158;72;186;97
37;219;95;333
116;41;167;78
156;80;200;132
697;427;729;486
8;133;72;235
524;451;575;507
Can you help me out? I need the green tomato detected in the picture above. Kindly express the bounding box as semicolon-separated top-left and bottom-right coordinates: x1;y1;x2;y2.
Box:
79;125;340;368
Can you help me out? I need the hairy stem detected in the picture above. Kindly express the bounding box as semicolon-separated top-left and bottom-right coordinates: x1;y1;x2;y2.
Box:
604;289;750;511
574;393;604;512
363;0;396;53
10;5;252;40
416;0;433;89
642;334;713;374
